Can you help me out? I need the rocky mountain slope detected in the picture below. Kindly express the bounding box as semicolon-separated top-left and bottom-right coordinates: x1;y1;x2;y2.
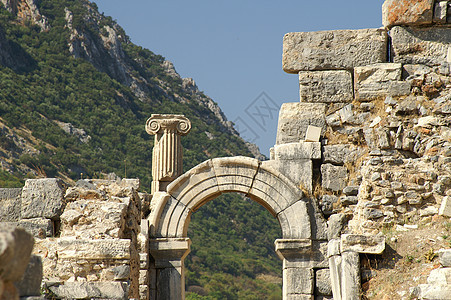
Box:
0;0;263;188
0;0;277;299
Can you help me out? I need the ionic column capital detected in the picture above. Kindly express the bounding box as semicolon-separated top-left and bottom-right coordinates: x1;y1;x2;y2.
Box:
146;114;191;136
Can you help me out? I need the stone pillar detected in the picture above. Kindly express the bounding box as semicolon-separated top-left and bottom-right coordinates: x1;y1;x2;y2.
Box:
146;114;191;194
150;238;191;300
341;251;360;300
275;239;314;300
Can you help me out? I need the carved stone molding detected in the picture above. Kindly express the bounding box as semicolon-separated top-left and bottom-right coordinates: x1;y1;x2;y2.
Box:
145;114;191;136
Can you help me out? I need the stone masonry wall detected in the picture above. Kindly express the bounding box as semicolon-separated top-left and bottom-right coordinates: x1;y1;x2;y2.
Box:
0;177;148;299
278;0;451;298
281;0;451;235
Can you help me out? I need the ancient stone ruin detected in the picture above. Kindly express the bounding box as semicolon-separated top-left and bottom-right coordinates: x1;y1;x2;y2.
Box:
1;0;451;299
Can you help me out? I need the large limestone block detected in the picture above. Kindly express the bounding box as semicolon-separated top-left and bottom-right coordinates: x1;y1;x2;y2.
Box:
56;238;130;260
283;267;314;295
0;225;34;282
21;178;66;220
341;251;360;300
283;29;387;73
0;188;22;222
391;26;451;67
60;199;128;238
354;63;411;101
299;70;353;103
382;0;434;28
270;142;321;193
340;234;386;254
321;164;348;192
276;103;326;145
322;144;364;165
46;282;128;300
266;159;313;194
274;142;321;160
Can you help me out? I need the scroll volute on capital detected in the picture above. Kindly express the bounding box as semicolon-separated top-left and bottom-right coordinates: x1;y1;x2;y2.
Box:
145;114;191;136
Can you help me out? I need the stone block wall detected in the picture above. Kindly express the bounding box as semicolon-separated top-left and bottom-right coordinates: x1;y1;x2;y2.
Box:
0;177;148;299
277;1;451;298
279;0;451;236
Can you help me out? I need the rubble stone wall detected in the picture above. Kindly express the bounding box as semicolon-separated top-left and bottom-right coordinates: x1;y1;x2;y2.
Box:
0;177;147;300
280;0;451;235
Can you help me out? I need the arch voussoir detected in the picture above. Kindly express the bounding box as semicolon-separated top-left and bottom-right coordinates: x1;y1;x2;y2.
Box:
277;200;311;239
212;156;260;194
167;159;220;210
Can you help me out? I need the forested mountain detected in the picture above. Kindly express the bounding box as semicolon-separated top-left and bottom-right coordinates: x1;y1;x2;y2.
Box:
0;0;281;298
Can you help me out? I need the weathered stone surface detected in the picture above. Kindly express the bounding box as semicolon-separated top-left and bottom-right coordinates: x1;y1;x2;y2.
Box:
315;269;332;296
283;29;387;73
427;268;451;285
56;238;130;260
21;178;65;220
434;1;449;23
271;142;320;193
328;254;342;299
18;218;53;238
382;0;434;28
327;213;347;240
321;164;348;192
363;207;384;220
299;70;353;103
274;142;321;160
0;188;22;222
341;234;385;254
327;239;341;258
354;63;411;101
276;103;326;145
322;144;364;165
341;251;360;300
14;255;42;297
343;186;359;196
412;283;451;300
439;196;451;217
268;159;313;193
46;282;128;300
438;249;451;267
60;199;128;238
0;226;34;282
284;267;314;295
391;26;451;67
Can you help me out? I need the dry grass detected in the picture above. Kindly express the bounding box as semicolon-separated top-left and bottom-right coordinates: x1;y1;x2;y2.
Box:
362;216;451;299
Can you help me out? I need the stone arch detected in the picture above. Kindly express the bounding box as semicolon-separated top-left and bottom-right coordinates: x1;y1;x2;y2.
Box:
148;156;322;300
150;156;312;240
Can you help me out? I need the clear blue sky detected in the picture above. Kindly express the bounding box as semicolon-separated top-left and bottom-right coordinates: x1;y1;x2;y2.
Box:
94;0;384;156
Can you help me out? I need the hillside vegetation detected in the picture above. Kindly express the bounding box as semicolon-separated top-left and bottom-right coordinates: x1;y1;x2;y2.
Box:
0;0;282;298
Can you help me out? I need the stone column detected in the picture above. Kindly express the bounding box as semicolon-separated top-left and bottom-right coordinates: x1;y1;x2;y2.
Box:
275;239;315;300
146;114;191;194
150;238;191;300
